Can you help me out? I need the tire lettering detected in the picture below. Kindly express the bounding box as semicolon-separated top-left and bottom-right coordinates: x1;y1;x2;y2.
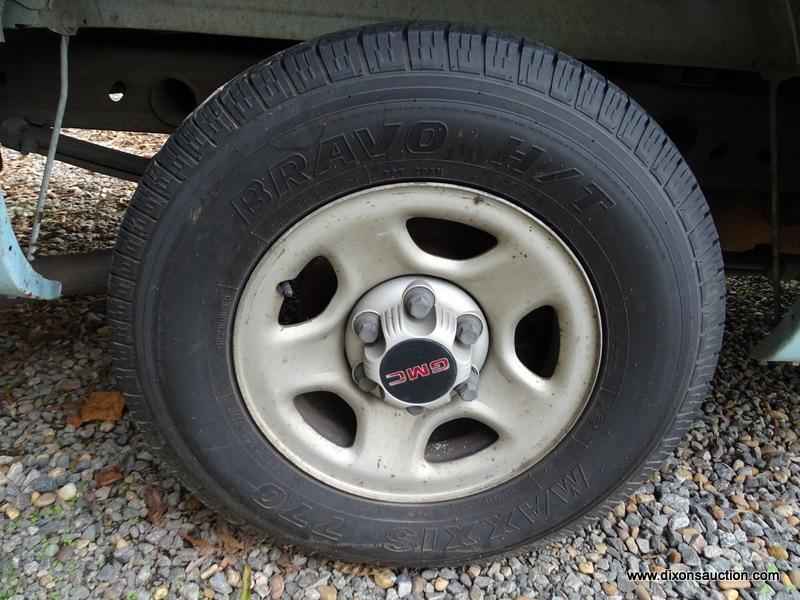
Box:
406;121;448;153
250;485;343;541
422;527;437;552
517;493;548;524
485;510;520;540
231;180;273;225
312;516;344;541
489;136;543;173
315;134;358;175
572;182;615;212
533;167;581;183
549;465;589;503
252;483;287;509
269;154;311;196
355;123;401;157
383;527;417;552
279;502;312;528
444;522;479;549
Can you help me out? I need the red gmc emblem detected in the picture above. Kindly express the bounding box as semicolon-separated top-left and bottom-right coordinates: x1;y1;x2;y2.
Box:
386;358;451;386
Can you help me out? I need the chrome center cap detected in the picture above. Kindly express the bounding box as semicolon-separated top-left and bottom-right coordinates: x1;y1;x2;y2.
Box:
345;276;489;410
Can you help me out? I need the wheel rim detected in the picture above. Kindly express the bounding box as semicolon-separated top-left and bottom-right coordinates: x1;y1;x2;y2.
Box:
233;183;602;502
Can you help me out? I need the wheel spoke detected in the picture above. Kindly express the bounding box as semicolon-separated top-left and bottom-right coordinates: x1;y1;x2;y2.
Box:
319;213;425;296
461;353;591;456
463;242;565;323
268;322;352;396
349;404;436;479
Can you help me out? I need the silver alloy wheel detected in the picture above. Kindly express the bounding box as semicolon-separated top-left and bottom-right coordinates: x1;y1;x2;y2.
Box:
233;183;601;502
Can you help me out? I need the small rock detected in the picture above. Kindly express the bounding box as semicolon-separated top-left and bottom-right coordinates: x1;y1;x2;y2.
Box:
667;549;682;563
717;579;751;590
200;565;220;580
209;571;233;595
789;570;800;587
153;588;168;600
33;492;56;507
269;574;285;599
57;482;77;501
469;587;484;600
396;576;412;598
374;569;396;589
661;493;691;513
767;545;789;560
577;562;593;575
55;545;73;563
96;563;117;582
226;568;241;588
564;572;582;591
601;582;618;595
434;577;448;592
317;585;336;600
634;584;651;600
669;513;690;529
730;495;748;508
3;505;20;520
113;546;134;565
183;583;201;600
678;543;700;567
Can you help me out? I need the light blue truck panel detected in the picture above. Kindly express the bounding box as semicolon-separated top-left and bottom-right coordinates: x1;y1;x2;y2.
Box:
0;186;61;300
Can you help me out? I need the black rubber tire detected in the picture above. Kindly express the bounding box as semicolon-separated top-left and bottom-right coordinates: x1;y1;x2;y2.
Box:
109;22;725;566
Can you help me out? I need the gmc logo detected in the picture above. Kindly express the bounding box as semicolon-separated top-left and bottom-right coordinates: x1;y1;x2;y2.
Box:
386;358;451;386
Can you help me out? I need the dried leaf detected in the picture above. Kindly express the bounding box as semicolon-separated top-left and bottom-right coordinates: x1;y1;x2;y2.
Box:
94;467;123;487
186;496;204;510
144;485;168;525
276;552;293;569
69;391;125;427
218;520;245;552
182;534;214;550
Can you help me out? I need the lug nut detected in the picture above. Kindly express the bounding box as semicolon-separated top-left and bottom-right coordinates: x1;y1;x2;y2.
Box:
456;314;483;346
455;368;480;401
353;312;381;344
403;285;435;319
353;363;377;393
406;406;424;416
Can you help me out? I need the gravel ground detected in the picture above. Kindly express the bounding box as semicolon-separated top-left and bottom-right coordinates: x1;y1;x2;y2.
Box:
1;135;800;600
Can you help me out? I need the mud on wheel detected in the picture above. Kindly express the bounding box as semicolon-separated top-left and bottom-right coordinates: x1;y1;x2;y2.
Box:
109;23;725;565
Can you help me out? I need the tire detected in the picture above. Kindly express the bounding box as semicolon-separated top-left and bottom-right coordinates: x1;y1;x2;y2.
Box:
109;22;725;565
